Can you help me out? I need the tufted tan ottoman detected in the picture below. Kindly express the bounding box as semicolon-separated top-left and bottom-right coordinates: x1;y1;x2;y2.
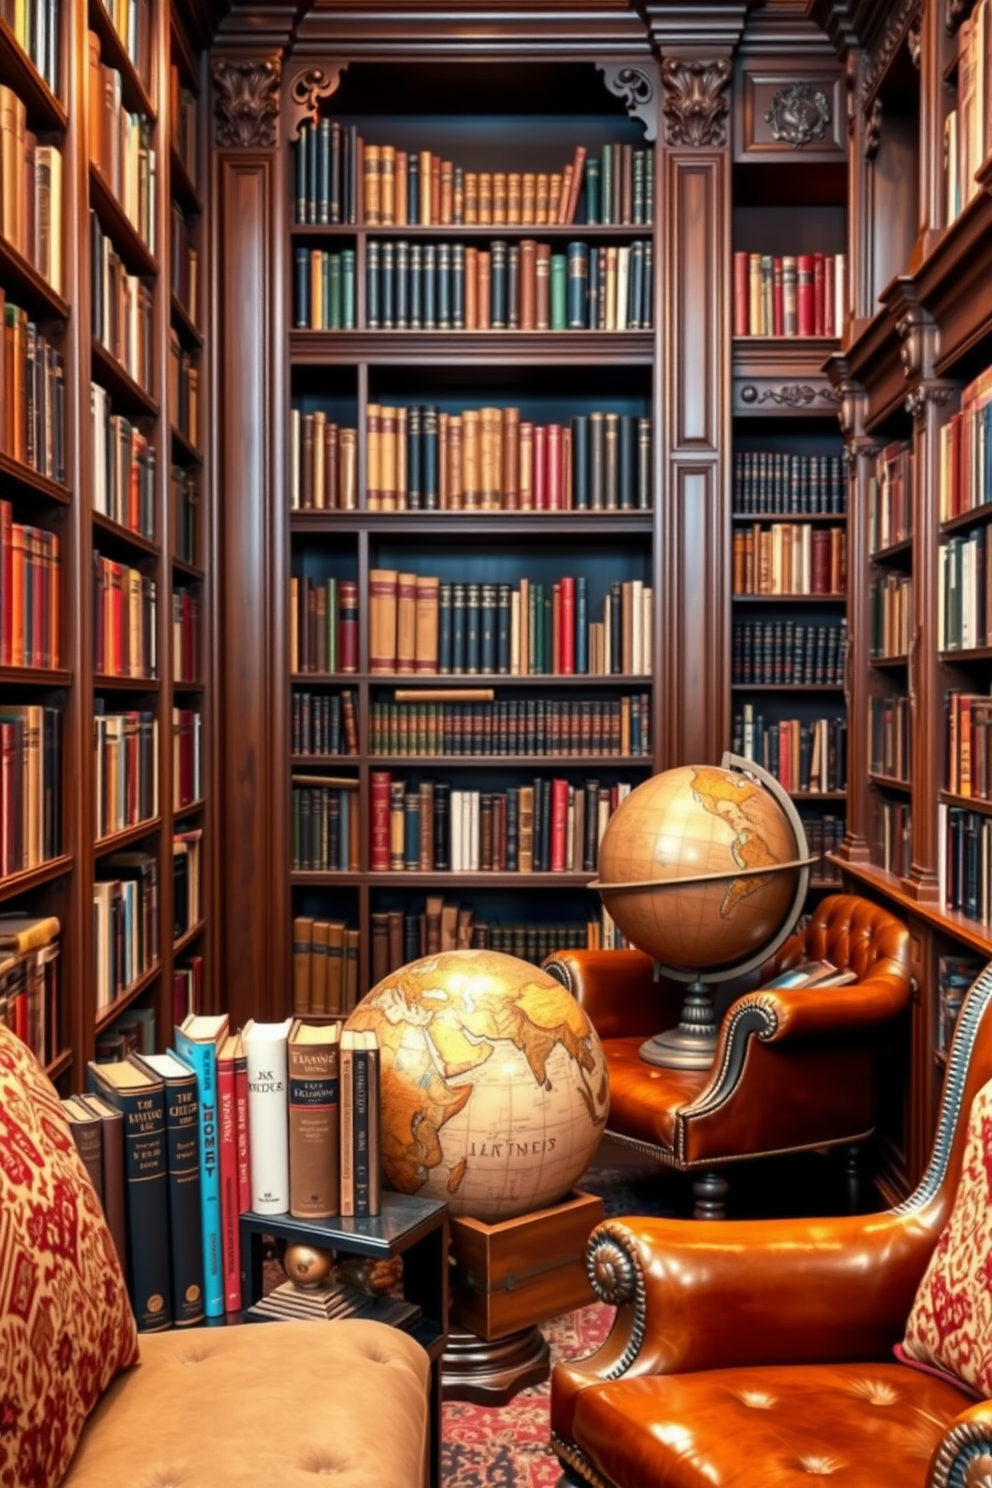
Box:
60;1318;431;1488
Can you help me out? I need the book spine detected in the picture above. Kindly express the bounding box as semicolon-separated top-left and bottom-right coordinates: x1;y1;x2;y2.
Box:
217;1052;241;1313
245;1031;290;1214
171;1032;224;1316
288;1039;340;1218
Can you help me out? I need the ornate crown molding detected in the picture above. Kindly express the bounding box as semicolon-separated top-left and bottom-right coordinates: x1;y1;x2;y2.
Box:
212;54;282;148
661;58;732;148
864;96;882;160
598;63;658;141
861;0;919;103
740;383;841;409
765;82;831;149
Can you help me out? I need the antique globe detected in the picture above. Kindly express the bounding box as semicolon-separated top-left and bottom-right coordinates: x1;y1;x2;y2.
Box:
591;753;813;1071
345;949;609;1221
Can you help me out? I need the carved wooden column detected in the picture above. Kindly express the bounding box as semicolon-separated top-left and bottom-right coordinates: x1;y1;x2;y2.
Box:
657;54;734;769
211;54;289;1025
884;279;956;904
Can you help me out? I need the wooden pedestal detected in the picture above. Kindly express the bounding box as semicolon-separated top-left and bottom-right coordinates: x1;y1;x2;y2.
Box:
442;1189;604;1403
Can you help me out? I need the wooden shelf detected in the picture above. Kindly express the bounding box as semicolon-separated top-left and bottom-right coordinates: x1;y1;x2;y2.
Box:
732;593;846;603
173;678;205;691
45;1049;74;1081
173;554;205;580
93;673;160;691
290;330;654;365
870;537;913;561
0;232;70;320
89;164;159;278
171;292;203;347
174;918;205;954
95;962;163;1034
87;0;157;120
290;223;653;240
95;818;162;857
0;667;71;688
174;799;205;820
297;672;654;687
941;501;992;535
169;141;202;215
291;510;653;535
0;855;73;904
366;754;654;768
868;772;912;793
871;654;909;668
940;791;992;815
91;339;158;418
830;857;992;958
731;682;844;692
790;790;847;801
92;509;160;558
293;871;601;887
0;451;70;505
731;511;847;524
0;18;66;131
940;645;992;662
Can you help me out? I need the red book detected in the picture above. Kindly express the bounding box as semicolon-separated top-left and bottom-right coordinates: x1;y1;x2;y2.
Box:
772;258;784;337
733;251;749;336
563;144;587;225
533;425;547;510
217;1034;241;1313
233;1032;251;1216
813;253;825;336
550;778;569;871
546;424;562;510
810;529;831;593
370;770;392;870
824;255;836;338
560;575;576;675
431;156;441;225
338;579;359;673
797;255;815;336
1;501;12;667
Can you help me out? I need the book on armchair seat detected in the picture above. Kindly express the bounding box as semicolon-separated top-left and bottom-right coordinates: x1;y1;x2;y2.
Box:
762;960;857;991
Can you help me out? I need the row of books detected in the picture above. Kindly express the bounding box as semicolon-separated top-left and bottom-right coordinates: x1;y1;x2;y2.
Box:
93;999;155;1062
173;706;202;809
939;804;992;925
733;252;847;338
293;917;361;1015
90;385;156;538
368;572;653;678
3;0;60;95
0;705;61;878
939;366;992;523
731;523;846;597
945;5;992;225
289;576;359;675
733;709;847;795
94;707;157;840
289;415;358;511
869;694;910;784
170;201;199;328
87;32;156;252
802;813;845;882
876;799;911;879
0;915;60;1068
173;827;201;937
370;772;628;874
292;688;359;758
733;452;846;516
0;89;63;292
363;406;653;514
291;779;360;874
0;507;60;668
946;690;992;801
868;441;912;552
170;64;197;187
168;331;200;451
939;530;992;653
172;584;200;684
93;557;157;679
93;852;159;1011
90;211;154;393
172;467;199;567
95;0;152;89
362;238;654;333
367;695;653;759
869;574;913;661
937;956;981;1055
1;299;66;482
732;621;847;687
294;124;648;229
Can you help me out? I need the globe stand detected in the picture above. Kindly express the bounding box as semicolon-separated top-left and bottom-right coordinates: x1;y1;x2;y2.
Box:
639;974;719;1070
442;1326;551;1405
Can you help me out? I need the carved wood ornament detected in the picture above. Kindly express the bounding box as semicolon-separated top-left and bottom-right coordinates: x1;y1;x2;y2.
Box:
765;83;831;149
212;55;282;148
740;383;840;408
661;58;732;148
864;96;882;161
597;64;658;142
861;0;920;102
289;65;346;135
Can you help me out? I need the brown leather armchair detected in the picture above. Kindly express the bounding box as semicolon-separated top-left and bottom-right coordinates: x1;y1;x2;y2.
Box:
550;959;992;1488
543;894;911;1218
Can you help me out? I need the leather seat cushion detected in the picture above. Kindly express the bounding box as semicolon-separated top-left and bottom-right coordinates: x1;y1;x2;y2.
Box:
568;1361;970;1488
604;1037;707;1150
60;1318;430;1488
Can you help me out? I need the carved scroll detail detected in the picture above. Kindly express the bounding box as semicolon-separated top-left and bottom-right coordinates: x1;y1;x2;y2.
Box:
289;66;345;130
864;97;883;161
765;82;831;150
661;58;732;148
862;0;920;102
213;55;282;148
598;63;657;142
740;383;841;409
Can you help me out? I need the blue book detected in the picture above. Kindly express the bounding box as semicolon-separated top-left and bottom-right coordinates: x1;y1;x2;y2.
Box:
295;123;308;223
585;157;601;225
576;576;588;673
497;584;511;674
307;116;318;224
452;584;467;673
173;1013;230;1319
422;405;439;508
341;250;356;329
480;584;497;674
317;118;331;225
409;244;423;329
381;241;395;329
423;244;437;328
407;151;419;224
404;792;420;869
567;242;588;329
366;241;380;330
466;583;481;674
439;583;453;672
294;247;309;329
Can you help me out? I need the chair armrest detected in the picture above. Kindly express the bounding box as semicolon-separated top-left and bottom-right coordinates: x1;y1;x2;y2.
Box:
574;1209;938;1379
542;949;668;1039
744;969;912;1045
928;1400;992;1488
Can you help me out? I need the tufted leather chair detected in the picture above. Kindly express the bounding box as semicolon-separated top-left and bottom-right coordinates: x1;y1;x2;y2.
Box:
543;894;911;1218
550;959;992;1488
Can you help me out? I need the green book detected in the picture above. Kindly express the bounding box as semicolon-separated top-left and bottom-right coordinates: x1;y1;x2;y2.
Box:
341;249;356;329
550;255;567;331
326;576;338;673
328;253;342;330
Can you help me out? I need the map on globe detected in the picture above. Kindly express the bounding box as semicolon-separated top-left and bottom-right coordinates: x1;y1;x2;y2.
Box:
348;950;609;1222
690;766;782;915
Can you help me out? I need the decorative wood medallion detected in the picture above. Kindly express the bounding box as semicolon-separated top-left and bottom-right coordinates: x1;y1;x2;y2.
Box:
212;55;282;148
661;59;732;148
765;82;831;149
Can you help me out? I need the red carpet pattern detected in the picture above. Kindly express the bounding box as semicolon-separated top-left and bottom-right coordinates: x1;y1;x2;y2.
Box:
441;1304;614;1487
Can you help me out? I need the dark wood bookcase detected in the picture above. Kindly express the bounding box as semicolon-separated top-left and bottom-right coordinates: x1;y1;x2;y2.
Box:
0;0;215;1092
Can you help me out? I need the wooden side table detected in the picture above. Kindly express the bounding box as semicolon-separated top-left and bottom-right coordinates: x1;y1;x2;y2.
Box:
240;1194;449;1488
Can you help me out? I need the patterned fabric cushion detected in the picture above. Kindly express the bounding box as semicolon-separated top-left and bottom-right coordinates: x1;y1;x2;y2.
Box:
0;1025;139;1488
903;1075;992;1398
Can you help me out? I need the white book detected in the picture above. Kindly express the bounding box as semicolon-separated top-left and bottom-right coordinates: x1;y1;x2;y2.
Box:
631;578;644;674
243;1018;293;1215
510;590;521;674
450;790;462;873
290;409;301;510
642;588;652;674
469;790;479;871
834;253;846;333
615;247;630;332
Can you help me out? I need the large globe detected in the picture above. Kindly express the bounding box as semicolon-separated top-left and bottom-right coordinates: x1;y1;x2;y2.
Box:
345;949;609;1221
596;763;802;972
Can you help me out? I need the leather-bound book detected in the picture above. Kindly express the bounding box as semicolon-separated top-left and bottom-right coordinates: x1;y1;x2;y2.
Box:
519;238;537;329
507;171;522;223
603;413;620;510
637;418;652;509
478;171;493;224
419;780;435;867
389;779;406;868
288;1019;340;1220
326;920;346;1013
547;424;563;511
394;146;407;225
369;568;398;673
462;409;481;509
548;171;563;222
338;428;357;510
433;782;451;869
535;243;551;329
797;254;814;335
491;240;508;328
589;411;605;509
79;1092;127;1272
477;250;492;329
431;156;442;224
387;909;404;974
533;425;547;510
501;405;520;508
293;915;314;1013
567;241;588;328
61;1095;103;1206
422;405;439;509
396;572;418;674
380;406;397;510
446;413;463;509
370;912;389;985
369;771;392;870
452;242;465;328
480;406;502;508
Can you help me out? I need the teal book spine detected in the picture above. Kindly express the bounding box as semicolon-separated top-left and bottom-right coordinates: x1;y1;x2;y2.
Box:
550;255;567;331
571;414;589;509
585;157;601;225
326;577;338;673
567;242;588;329
601;146;613;226
576;576;588;674
172;1030;224;1317
328;253;342;330
341;250;356;329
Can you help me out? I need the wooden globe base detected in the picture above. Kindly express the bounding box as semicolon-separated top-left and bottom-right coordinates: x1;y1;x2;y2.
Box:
639;978;719;1070
441;1326;551;1405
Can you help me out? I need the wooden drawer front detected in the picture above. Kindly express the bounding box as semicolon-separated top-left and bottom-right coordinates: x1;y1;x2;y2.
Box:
736;65;845;161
